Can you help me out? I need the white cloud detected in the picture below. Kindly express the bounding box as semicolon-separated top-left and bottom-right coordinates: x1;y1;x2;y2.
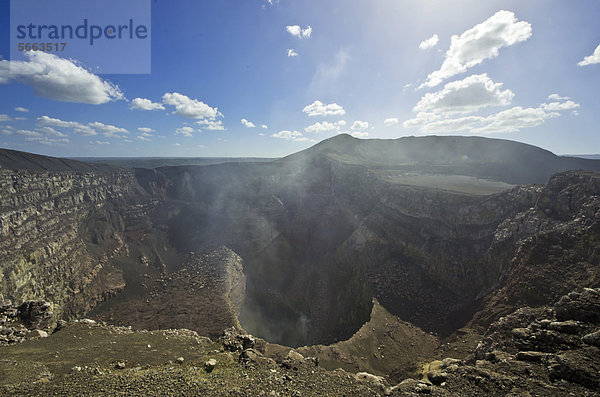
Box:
25;136;69;146
351;120;369;130
304;121;345;133
286;25;312;38
350;131;369;138
130;97;165;111
286;25;301;37
137;127;154;133
403;97;580;135
384;118;399;126
241;118;256;128
302;26;312;38
88;121;129;138
261;124;268;129
137;135;151;141
37;115;130;137
176;126;196;137
287;49;299;57
0;114;12;122
421;11;532;88
37;115;96;136
302;100;346;117
90;140;110;145
14;129;42;137
548;93;570;101
419;34;439;50
197;119;225;131
540;100;580;112
14;107;29;113
0;51;123;104
271;130;311;141
578;44;600;66
414;74;514;114
38;126;67;137
162;92;221;119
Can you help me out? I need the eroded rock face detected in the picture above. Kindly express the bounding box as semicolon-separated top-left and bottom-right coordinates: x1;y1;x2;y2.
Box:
448;288;600;395
0;168;137;320
92;247;245;339
470;171;600;330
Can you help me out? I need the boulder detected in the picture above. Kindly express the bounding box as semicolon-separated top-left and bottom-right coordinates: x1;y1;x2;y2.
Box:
204;358;216;372
582;330;600;347
18;301;54;330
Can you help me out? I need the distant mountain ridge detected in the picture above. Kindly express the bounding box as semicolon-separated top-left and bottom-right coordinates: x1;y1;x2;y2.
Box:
282;134;600;184
3;135;600;184
0;148;118;173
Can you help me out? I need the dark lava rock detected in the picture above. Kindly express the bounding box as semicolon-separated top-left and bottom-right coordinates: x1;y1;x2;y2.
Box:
582;330;600;347
547;349;600;389
18;301;54;330
221;327;255;352
555;289;600;323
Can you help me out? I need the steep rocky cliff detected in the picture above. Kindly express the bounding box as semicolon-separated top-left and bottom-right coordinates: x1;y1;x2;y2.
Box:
0;166;137;321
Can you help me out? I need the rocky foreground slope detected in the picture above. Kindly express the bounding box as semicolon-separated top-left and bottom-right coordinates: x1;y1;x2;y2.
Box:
1;288;599;396
1;136;600;395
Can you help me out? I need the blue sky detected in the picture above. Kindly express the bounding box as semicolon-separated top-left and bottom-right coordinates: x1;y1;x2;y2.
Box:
0;0;599;157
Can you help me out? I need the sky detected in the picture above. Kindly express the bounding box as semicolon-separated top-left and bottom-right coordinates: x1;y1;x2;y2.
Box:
0;0;599;158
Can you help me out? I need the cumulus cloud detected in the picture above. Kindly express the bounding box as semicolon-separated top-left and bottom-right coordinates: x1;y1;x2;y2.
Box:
37;115;96;136
130;97;165;111
302;100;346;117
261;124;268;129
0;51;123;104
38;126;67;137
403;96;579;134
271;130;311;141
175;126;196;137
421;11;532;88
14;129;42;137
384;118;399;126
0;114;12;122
286;25;312;38
350;131;369;138
304;121;345;133
351;120;369;130
14;107;29;113
548;94;570;101
88;121;129;138
37;115;129;137
287;49;299;57
578;44;600;66
25;136;70;146
540;100;580;112
137;128;153;140
414;74;514;114
162;92;221;120
241;118;256;128
197;119;225;131
419;34;439;50
90;140;110;145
